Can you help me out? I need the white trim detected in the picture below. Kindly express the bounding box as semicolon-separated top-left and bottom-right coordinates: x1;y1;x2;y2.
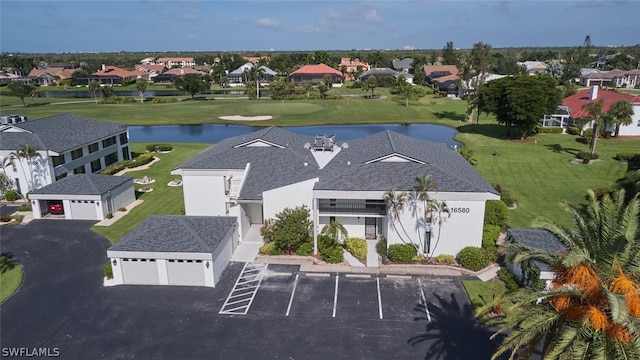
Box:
365;153;425;164
233;139;285;149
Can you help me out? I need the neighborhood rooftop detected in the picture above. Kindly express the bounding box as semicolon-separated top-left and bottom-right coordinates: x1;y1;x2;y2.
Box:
30;174;132;196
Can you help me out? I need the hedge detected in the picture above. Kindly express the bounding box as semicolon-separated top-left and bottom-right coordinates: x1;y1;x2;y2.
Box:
614;153;638;161
151;97;178;104
387;244;417;263
296;242;313;256
259;242;283;256
376;237;387;257
146;144;174;152
535;126;563;134
344;238;367;262
566;126;581;135
482;225;502;250
458;246;493;271
435;254;456;264
497;268;519;292
484;200;509;229
99;96;136;104
103;261;113;279
3;189;21;201
321;245;344;264
576;151;599;160
101;153;155;175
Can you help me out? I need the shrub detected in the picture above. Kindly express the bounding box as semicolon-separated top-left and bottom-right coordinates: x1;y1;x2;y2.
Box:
566;126;581;135
375;237;387;258
99;96;136;104
576;151;599;160
614;153;637;161
582;128;594;144
0;215;12;222
482;225;502;250
484;200;509;229
259;242;283;256
317;234;337;251
17;205;32;211
106;213;114;219
320;245;344;264
126;153;154;168
535;126;563;134
118;207;127;212
582;158;590;164
152;97;178;104
4;190;21;201
458;246;490;271
268;206;313;254
344;238;367;262
145;144;173;152
296;242;313;256
387;244;418;263
500;189;517;207
104;261;113;279
497;268;519;292
435;254;456;264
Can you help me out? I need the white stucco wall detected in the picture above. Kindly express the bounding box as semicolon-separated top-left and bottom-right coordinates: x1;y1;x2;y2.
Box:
102;180;135;217
262;178;318;220
182;173;226;216
618;104;640;136
0;150;52;194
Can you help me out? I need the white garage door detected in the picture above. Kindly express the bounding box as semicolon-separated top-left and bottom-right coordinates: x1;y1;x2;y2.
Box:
121;258;159;284
167;260;205;286
69;200;97;220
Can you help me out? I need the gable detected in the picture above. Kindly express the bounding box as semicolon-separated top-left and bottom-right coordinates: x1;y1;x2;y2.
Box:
365;153;425;164
233;139;285;149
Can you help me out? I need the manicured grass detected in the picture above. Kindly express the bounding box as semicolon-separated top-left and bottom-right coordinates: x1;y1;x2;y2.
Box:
91;143;209;244
0;256;23;303
462;280;517;326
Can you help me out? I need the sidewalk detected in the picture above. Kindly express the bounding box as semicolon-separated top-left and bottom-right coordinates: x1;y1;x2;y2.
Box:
94;199;144;226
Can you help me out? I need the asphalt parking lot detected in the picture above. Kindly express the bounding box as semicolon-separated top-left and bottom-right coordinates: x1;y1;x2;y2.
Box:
1;220;509;359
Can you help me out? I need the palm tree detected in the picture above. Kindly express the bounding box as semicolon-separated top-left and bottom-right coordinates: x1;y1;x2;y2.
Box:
413;174;438;218
383;189;411;243
607;99;634;137
425;200;450;256
581;99;604;156
136;78;147;103
395;75;412;107
321;220;349;243
88;80;100;104
490;190;640;360
10;144;39;194
244;64;266;99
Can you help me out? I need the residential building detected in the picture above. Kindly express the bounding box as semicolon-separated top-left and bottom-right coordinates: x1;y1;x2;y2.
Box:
506;229;566;286
76;65;146;86
227;62;277;87
171;127;500;258
289;64;343;85
338;58;370;80
152;68;206;83
140;57;155;65
0;113;131;195
423;65;460;96
580;68;640;89
135;64;167;81
391;58;414;73
517;61;548;75
358;68;400;83
155;57;196;68
27;67;76;86
0;71;21;85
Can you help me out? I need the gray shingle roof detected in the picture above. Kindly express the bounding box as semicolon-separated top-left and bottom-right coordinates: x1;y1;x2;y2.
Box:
176;127;498;199
391;58;414;70
109;216;236;253
507;229;567;271
0;113;127;153
359;68;399;80
229;62;277;76
30;174;132;196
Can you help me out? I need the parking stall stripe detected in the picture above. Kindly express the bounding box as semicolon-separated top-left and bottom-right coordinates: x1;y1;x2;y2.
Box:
285;274;299;317
332;274;339;318
417;279;431;322
376;277;383;320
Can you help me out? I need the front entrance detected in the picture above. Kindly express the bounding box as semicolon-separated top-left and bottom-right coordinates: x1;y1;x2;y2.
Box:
365;217;376;239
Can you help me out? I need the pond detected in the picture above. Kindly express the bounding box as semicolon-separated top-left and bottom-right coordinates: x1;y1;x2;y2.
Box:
129;123;461;147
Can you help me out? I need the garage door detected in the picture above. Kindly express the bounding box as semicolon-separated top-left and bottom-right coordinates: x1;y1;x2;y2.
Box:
121;258;159;284
69;200;97;220
167;260;205;286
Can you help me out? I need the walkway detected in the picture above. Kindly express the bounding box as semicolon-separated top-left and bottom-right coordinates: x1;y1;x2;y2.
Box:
231;224;264;262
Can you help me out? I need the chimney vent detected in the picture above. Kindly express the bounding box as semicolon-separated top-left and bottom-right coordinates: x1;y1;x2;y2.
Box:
590;85;599;100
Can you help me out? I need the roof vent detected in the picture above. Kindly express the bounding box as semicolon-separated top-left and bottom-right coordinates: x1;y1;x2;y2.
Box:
304;162;308;166
304;142;311;149
341;142;349;149
312;135;336;152
347;161;351;165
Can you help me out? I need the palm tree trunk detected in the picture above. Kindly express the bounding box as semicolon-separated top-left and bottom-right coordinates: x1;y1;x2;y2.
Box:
590;122;598;155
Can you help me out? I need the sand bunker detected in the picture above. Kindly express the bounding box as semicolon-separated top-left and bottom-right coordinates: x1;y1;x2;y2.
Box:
219;115;273;121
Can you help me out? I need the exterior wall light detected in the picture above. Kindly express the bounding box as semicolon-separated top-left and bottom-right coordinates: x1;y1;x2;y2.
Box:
112;259;117;266
205;261;210;269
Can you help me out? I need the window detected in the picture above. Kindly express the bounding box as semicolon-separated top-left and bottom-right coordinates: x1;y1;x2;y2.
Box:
55;173;67;181
52;155;65;167
102;136;116;148
119;132;129;145
91;159;102;173
73;165;86;174
122;146;130;161
88;142;99;153
71;148;83;160
104;152;118;166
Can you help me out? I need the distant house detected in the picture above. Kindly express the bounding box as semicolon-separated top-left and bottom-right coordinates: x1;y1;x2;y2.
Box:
243;56;269;64
0;70;22;85
338;58;370;80
227;63;277;87
358;68;399;83
542;85;640;136
135;64;167;81
391;58;414;73
27;67;76;86
152;68;206;84
580;69;640;89
140;57;155;65
76;65;145;86
155;57;196;68
423;65;460;96
517;61;548;75
506;229;566;286
289;64;343;85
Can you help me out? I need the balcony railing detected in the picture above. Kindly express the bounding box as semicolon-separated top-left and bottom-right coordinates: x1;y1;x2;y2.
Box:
318;200;386;215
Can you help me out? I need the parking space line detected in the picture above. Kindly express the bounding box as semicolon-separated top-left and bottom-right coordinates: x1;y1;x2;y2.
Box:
332;274;339;318
417;279;431;322
345;274;371;278
376;277;383;320
306;273;331;277
269;272;292;276
385;275;412;279
285;274;299;317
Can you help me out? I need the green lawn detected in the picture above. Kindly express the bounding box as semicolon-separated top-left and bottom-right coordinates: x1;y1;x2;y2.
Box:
91;143;209;244
462;280;517;326
0;256;23;303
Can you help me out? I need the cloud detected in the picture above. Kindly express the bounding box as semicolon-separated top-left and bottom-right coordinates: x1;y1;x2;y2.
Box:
255;18;281;29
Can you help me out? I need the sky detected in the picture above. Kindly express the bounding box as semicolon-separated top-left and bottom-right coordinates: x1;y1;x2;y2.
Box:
1;0;639;53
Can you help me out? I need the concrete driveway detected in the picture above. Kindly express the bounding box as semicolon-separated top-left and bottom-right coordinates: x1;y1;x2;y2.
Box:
1;220;510;359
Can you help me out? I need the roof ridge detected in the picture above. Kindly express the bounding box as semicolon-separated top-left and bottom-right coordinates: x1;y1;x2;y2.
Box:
86;174;104;194
386;130;397;152
179;217;210;250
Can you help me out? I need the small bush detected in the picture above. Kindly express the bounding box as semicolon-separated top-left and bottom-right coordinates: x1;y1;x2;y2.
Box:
458;246;490;271
4;190;21;202
104;261;113;279
614;153;637;161
145;144;173;152
576;151;599;160
118;207;127;212
497;268;519;292
482;225;502;250
0;215;12;222
500;189;517;207
484;200;509;229
106;213;114;219
152;97;178;104
259;242;283;256
296;242;313;256
582;128;594;144
582;158;590;164
99;96;136;104
126;153;154;168
376;237;387;257
318;234;337;251
387;244;418;263
435;254;456;264
321;245;344;264
566;126;580;135
344;238;367;261
17;205;32;211
536;126;563;134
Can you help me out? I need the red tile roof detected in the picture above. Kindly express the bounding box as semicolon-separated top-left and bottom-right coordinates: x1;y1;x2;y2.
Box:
423;65;459;76
156;57;194;62
433;74;459;83
290;63;342;76
562;88;639;118
136;64;166;73
93;66;138;78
